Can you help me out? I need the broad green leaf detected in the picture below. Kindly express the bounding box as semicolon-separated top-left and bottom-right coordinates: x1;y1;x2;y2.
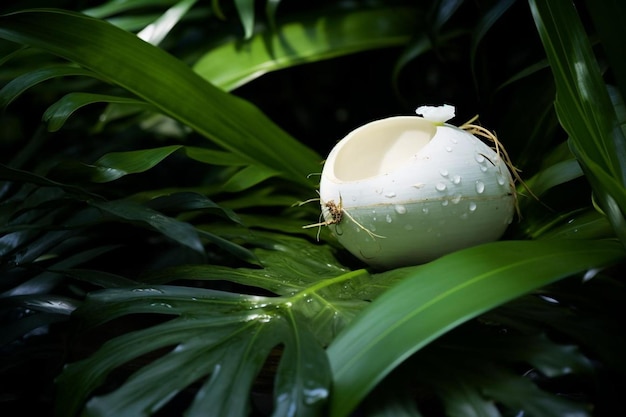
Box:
55;285;331;417
0;9;321;188
43;92;150;132
327;239;625;417
194;6;420;92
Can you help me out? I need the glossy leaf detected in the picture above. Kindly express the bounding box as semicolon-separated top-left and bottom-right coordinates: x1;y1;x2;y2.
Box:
194;6;420;92
0;9;321;188
136;0;197;45
327;239;625;417
529;0;626;246
73;145;183;183
56;257;367;417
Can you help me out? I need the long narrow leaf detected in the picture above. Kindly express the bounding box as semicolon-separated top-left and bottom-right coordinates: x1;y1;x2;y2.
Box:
326;239;624;417
43;92;150;132
529;0;626;246
0;65;99;108
0;9;321;188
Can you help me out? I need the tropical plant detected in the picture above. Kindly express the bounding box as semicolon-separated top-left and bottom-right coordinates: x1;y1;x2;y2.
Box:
1;0;625;416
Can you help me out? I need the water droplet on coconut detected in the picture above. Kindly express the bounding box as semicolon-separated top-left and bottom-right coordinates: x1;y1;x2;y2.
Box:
475;180;485;194
445;146;453;152
395;205;407;214
480;165;488;172
451;137;458;144
441;199;449;206
385;214;392;223
439;168;449;177
475;153;485;164
452;175;461;184
497;173;506;186
422;207;429;214
385;191;396;198
451;194;462;204
469;201;477;212
436;182;447;192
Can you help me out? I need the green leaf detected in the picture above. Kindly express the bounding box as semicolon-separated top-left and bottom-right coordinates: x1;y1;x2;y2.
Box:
88;199;205;253
584;0;626;104
222;164;279;192
326;239;625;417
87;145;183;183
55;285;331;417
145;191;241;224
135;0;197;46
0;9;321;188
0;64;99;108
234;0;255;39
43;92;150;132
529;0;626;246
523;158;583;197
481;370;591;417
83;0;179;19
194;6;420;92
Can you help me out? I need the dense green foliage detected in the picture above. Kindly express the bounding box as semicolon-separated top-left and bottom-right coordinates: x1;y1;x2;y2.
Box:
1;1;625;416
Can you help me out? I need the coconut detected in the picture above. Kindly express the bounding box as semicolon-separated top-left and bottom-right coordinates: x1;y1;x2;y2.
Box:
316;105;515;269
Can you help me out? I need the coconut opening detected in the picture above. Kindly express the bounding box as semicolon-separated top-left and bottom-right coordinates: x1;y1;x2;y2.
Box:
330;117;436;182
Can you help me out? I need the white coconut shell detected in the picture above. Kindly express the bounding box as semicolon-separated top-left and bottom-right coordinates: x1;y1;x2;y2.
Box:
319;115;515;269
